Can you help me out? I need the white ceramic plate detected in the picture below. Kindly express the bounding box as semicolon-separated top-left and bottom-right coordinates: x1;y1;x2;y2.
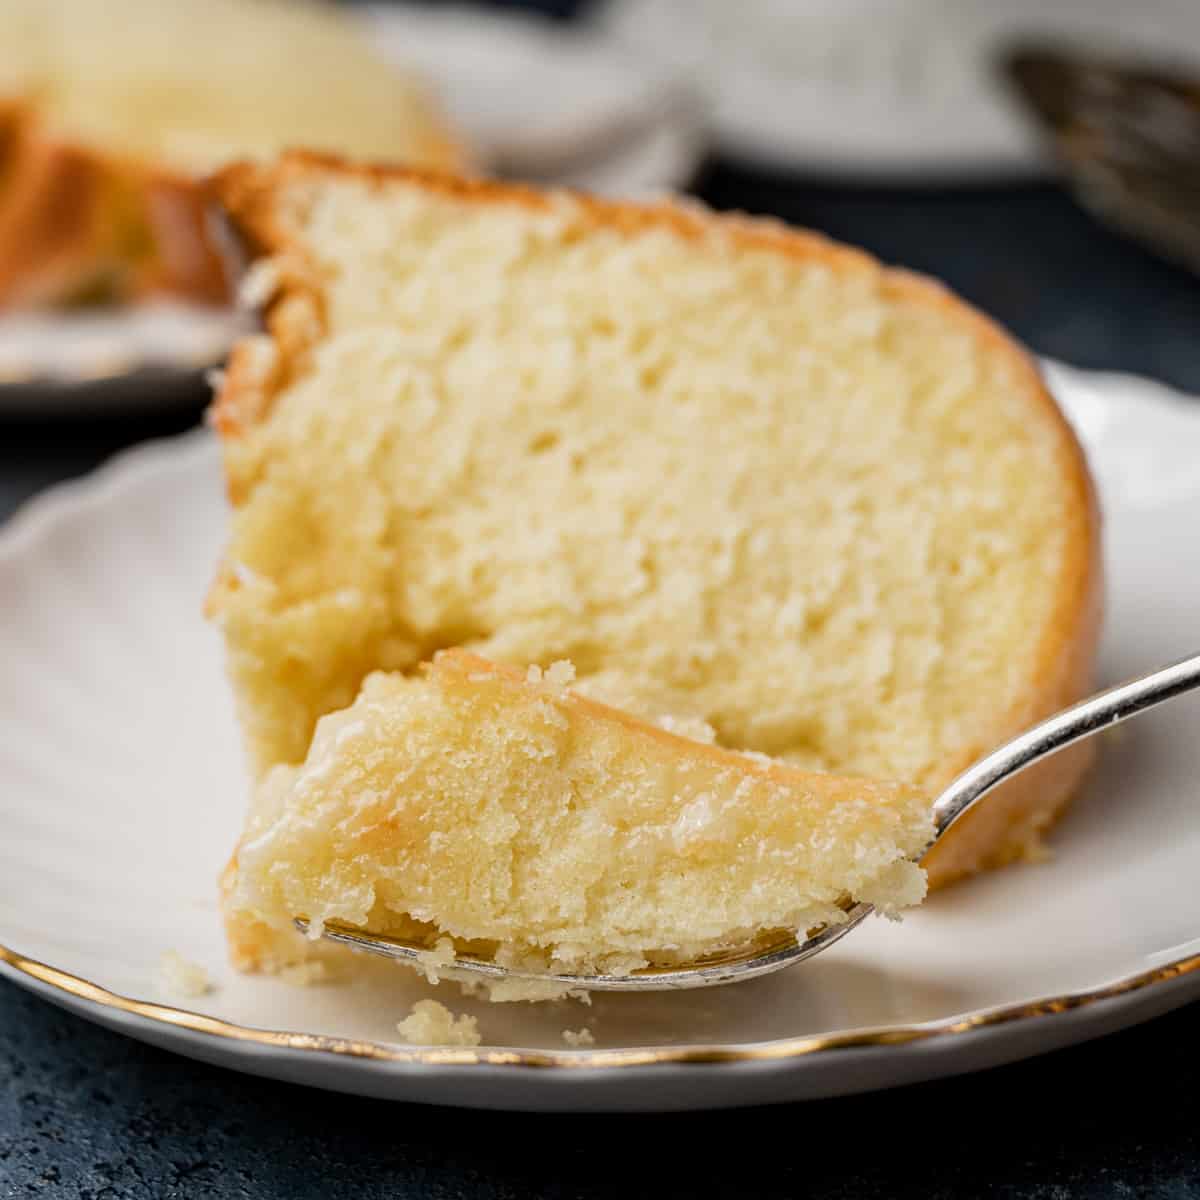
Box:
363;3;706;197
1;362;1199;1112
0;304;250;415
595;0;1200;179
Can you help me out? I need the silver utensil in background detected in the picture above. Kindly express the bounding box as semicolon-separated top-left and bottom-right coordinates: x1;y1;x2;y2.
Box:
1006;43;1200;273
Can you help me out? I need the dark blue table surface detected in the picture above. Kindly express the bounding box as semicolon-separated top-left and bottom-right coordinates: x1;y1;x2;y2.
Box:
2;157;1199;1198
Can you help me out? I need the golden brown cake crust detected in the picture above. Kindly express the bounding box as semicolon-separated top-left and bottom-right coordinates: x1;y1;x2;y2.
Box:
211;151;1103;892
433;650;910;789
0;102;231;308
0;100;465;311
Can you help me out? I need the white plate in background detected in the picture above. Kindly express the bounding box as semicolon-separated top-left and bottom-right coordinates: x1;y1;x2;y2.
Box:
0;361;1198;1111
0;304;248;414
363;2;707;196
595;0;1200;178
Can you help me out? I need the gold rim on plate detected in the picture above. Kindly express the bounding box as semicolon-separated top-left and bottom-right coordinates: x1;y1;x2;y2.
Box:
3;940;1198;1070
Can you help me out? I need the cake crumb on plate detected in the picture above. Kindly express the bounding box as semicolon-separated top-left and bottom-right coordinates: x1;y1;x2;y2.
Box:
397;999;482;1047
157;951;214;999
278;960;333;986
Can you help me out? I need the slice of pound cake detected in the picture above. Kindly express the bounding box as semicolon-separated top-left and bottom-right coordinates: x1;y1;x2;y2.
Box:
208;153;1101;913
224;650;934;988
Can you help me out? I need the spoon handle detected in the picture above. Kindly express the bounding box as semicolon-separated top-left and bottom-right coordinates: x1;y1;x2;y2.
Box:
931;651;1200;837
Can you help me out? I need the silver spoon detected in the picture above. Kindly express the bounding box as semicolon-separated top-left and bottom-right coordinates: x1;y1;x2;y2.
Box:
297;651;1200;991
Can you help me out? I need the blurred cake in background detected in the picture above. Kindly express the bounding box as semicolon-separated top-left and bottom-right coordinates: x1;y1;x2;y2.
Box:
0;0;464;310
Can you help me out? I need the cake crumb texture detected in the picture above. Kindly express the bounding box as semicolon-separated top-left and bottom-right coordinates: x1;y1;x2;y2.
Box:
227;651;933;986
210;157;1101;897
